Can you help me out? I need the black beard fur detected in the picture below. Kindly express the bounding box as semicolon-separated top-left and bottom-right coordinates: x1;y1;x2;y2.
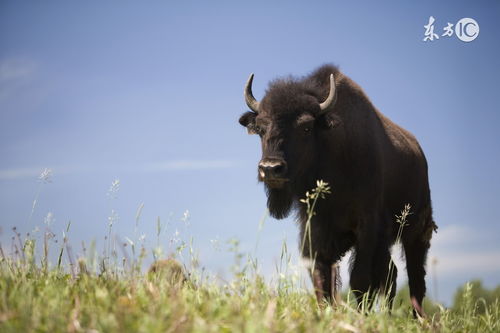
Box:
265;184;294;219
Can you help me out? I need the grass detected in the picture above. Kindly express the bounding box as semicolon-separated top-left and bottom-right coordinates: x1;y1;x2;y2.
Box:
1;259;499;332
1;176;499;332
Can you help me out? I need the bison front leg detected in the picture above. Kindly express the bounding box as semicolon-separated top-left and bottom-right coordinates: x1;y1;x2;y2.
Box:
350;236;377;309
331;263;341;305
309;260;340;306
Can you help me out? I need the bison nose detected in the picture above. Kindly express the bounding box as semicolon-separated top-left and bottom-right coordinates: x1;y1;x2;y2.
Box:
258;159;287;179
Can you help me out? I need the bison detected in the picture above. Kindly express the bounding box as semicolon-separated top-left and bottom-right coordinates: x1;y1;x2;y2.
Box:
238;64;437;316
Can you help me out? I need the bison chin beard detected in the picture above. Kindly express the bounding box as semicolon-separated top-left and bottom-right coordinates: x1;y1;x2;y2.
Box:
265;185;294;219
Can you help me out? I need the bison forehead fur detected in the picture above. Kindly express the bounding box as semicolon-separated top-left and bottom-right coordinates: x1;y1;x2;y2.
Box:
238;64;436;316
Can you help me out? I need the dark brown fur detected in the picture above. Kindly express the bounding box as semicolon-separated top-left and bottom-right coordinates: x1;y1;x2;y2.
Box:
239;64;436;315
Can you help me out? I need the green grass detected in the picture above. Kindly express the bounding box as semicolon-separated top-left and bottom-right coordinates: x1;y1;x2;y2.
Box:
1;257;499;333
1;177;499;332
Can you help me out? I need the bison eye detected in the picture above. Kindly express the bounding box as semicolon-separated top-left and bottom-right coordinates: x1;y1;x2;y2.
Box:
303;127;312;134
254;125;265;136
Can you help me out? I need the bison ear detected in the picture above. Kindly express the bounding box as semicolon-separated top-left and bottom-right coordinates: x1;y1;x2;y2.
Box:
319;112;342;129
239;111;257;134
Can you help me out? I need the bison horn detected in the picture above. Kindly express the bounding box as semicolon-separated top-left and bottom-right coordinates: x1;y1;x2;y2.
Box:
318;74;336;115
244;73;260;113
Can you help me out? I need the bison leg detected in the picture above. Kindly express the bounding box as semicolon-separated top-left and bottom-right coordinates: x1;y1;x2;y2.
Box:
309;260;333;305
372;242;398;311
377;257;397;311
331;263;341;305
404;238;430;318
350;244;376;309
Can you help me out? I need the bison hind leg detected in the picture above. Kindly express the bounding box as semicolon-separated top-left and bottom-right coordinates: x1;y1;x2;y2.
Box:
403;205;435;318
403;237;430;318
383;259;398;311
371;240;398;311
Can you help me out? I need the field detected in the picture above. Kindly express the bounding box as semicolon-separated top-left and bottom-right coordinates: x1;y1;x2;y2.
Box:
1;180;500;332
1;238;499;333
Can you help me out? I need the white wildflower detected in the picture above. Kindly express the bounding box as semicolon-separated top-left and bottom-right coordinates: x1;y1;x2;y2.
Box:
108;209;119;228
44;212;54;226
170;229;180;245
107;179;120;199
210;237;221;251
38;168;53;183
181;209;190;225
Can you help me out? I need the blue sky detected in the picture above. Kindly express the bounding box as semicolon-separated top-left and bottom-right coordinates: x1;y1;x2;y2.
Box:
1;1;499;305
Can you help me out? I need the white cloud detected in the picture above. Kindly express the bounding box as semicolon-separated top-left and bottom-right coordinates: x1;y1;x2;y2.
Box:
0;58;36;83
145;159;236;171
431;224;482;247
0;167;43;180
0;58;37;101
426;224;500;275
429;250;500;276
0;159;237;180
0;166;83;180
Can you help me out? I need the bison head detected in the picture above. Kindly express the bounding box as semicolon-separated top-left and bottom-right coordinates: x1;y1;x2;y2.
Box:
239;72;338;219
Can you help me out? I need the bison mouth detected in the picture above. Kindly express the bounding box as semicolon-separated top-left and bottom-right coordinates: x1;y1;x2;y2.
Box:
263;178;289;189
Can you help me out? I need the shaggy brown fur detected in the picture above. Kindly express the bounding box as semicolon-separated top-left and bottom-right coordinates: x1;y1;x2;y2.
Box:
239;64;436;316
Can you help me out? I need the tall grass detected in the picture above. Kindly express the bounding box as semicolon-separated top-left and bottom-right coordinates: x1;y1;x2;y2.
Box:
0;176;499;332
1;240;499;332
